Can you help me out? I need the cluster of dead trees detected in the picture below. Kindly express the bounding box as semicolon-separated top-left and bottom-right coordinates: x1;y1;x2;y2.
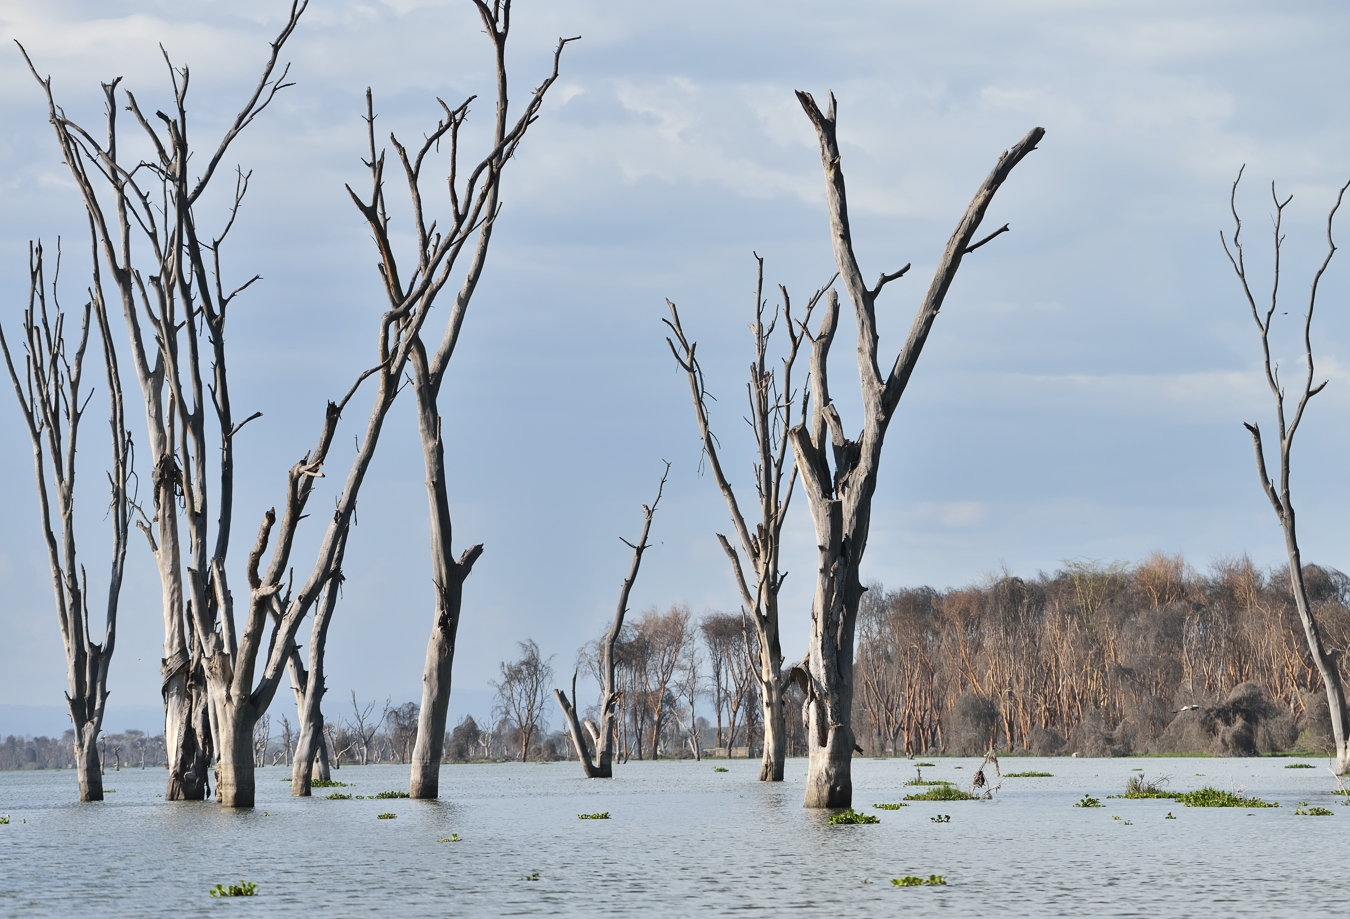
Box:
853;553;1350;758
2;0;577;805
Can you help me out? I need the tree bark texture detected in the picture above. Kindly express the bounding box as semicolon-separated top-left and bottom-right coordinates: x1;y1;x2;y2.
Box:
555;466;668;778
1224;171;1350;774
791;90;1042;807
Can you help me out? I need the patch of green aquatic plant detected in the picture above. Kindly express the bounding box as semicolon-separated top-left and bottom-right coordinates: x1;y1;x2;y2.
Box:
1165;812;1176;819
905;778;954;786
904;785;977;802
828;808;880;825
0;815;9;825
1005;771;1053;777
1295;806;1334;816
713;767;728;773
892;875;946;887
311;779;346;788
377;812;397;819
1075;795;1103;808
1172;787;1277;808
209;881;257;898
915;762;937;767
1332;789;1350;796
1285;763;1316;769
872;803;907;810
1119;774;1172;799
930;814;950;823
104;789;115;793
439;834;461;842
326;792;351;800
578;812;610;819
374;790;409;799
524;872;540;881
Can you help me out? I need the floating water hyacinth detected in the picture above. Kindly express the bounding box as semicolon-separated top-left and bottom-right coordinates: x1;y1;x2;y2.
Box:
209;881;257;898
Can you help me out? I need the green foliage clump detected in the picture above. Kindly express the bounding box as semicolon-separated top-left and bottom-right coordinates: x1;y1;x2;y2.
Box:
1075;795;1103;808
1172;787;1277;808
1285;763;1316;769
209;881;257;898
915;762;937;767
1006;771;1053;778
377;812;397;819
1295;806;1334;816
578;812;610;819
439;834;461;842
892;875;946;887
374;790;409;799
713;767;728;773
904;785;977;802
0;814;9;825
930;814;950;823
311;779;347;788
524;872;540;881
872;803;907;810
828;808;880;825
325;792;351;800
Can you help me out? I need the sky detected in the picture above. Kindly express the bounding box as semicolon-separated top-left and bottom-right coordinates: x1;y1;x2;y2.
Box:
3;0;1350;737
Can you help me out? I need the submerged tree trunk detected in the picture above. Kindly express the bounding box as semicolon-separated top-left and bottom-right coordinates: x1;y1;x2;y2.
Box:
405;2;574;800
556;466;668;778
791;90;1042;807
1224;171;1350;774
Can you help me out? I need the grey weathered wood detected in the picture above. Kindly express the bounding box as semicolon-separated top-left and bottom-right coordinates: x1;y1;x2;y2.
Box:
791;89;1042;807
665;256;826;780
401;4;577;798
1;241;131;803
1223;169;1350;775
555;465;669;777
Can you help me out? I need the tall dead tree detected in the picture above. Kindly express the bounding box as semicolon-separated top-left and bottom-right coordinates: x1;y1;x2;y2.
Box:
789;91;1042;807
1;241;131;801
665;256;826;780
20;0;308;800
555;464;669;777
398;1;578;799
1223;168;1350;774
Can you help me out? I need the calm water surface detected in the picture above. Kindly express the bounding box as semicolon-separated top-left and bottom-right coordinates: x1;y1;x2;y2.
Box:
0;755;1344;917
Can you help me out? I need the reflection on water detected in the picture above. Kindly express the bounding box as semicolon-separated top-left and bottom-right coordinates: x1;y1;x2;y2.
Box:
0;756;1343;917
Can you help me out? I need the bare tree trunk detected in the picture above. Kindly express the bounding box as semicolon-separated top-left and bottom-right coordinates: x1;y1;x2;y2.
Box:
1;241;131;803
290;537;345;796
665;257;822;782
407;2;575;799
790;90;1042;807
556;466;669;777
1224;171;1350;774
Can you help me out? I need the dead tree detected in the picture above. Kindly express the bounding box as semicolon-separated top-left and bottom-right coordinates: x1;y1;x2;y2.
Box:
665;256;826;780
554;464;670;777
0;241;131;801
320;1;578;800
1223;168;1350;774
789;91;1042;807
19;0;308;801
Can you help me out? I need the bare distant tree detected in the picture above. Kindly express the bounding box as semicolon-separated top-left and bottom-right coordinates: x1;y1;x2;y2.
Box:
789;91;1042;806
675;632;703;760
385;703;418;765
555;465;670;776
252;716;271;768
634;605;693;759
279;713;293;768
1223;168;1350;774
347;693;387;767
665;255;825;780
701;612;760;758
403;1;579;800
0;242;131;801
492;640;554;762
20;1;309;802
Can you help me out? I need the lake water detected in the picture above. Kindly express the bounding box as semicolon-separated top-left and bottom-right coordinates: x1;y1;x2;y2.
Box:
0;755;1344;917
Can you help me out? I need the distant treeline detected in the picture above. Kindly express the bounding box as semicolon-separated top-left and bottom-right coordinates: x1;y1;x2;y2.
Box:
854;553;1349;757
1;730;165;771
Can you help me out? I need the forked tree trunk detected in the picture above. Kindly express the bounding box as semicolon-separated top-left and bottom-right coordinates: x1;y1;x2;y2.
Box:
791;90;1042;807
556;467;668;778
405;2;574;799
1224;171;1350;774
